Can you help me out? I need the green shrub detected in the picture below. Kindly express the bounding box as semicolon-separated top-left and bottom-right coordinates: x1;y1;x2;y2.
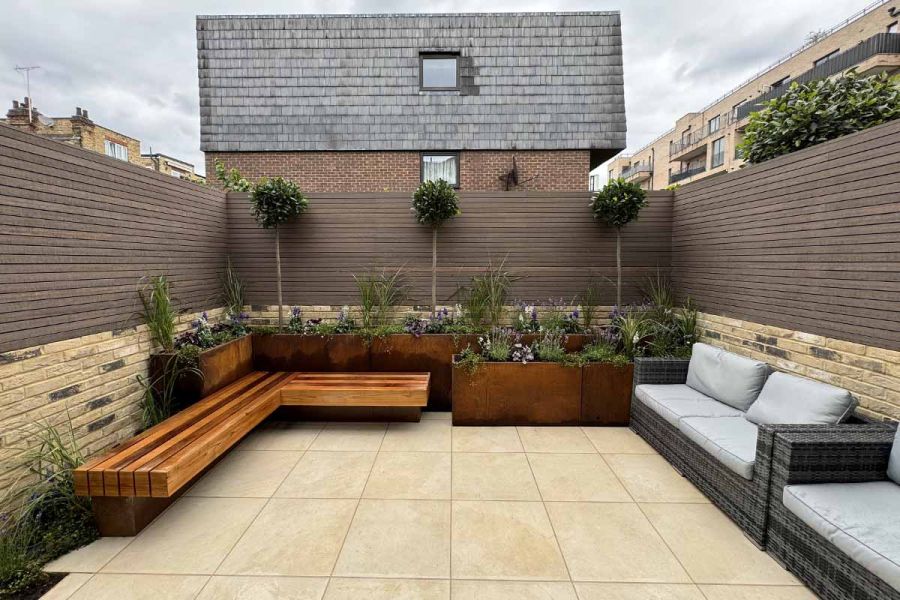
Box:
412;179;461;315
455;259;517;329
532;330;569;363
220;257;246;316
138;275;177;352
213;159;252;192
353;268;408;329
739;71;900;164
591;179;648;307
580;342;630;367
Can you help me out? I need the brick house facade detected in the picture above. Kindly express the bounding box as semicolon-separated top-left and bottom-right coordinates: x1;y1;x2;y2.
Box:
197;13;625;192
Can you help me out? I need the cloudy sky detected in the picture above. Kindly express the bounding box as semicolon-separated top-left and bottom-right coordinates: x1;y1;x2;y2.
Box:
0;0;871;176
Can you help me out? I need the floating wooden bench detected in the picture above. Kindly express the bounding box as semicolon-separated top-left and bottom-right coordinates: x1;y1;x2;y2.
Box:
75;370;429;535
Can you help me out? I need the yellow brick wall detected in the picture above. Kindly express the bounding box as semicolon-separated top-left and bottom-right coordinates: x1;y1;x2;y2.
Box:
0;309;224;497
698;312;900;422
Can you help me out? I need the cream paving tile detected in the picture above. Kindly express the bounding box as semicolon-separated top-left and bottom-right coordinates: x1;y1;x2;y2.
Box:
68;574;209;599
575;582;705;599
218;498;357;576
187;450;302;498
197;576;328;599
44;537;133;573
582;427;656;454
324;578;450;599
451;500;568;581
517;427;596;453
545;502;689;583
451;580;577;599
363;452;451;499
641;503;799;585
276;451;376;498
422;411;452;420
604;454;708;503
239;422;324;451
451;426;523;452
333;499;451;578
39;573;92;599
381;419;452;452
452;453;540;501
528;453;631;502
308;423;387;451
103;497;265;574
698;585;817;599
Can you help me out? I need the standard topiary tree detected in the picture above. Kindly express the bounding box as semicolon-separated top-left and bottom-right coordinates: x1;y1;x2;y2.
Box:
591;178;648;308
411;179;461;315
251;177;309;330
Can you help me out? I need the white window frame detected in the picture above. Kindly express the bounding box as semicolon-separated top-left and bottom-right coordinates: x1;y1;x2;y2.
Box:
711;137;726;168
104;140;128;162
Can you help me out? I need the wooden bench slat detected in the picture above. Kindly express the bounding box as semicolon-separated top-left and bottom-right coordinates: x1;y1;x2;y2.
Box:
281;372;430;408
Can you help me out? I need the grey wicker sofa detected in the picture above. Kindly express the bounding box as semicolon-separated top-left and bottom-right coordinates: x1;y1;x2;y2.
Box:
630;343;857;548
767;425;899;600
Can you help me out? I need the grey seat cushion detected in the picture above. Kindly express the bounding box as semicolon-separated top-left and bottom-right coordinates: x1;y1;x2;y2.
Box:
635;384;744;427
678;416;758;480
886;428;900;485
686;343;770;411
745;372;856;425
784;481;900;592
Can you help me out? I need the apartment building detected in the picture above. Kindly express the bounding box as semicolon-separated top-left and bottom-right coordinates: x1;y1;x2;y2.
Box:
608;1;900;190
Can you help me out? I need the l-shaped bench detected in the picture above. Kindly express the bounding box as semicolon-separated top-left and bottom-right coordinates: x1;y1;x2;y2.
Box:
75;371;430;535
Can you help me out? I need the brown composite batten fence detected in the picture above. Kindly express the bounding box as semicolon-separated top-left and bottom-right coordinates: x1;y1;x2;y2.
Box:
226;191;673;308
672;119;900;350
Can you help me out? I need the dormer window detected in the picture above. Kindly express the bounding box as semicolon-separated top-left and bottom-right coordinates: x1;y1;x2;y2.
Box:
420;53;459;91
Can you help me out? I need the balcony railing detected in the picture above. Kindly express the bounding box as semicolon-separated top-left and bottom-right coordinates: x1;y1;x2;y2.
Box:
621;163;652;180
736;32;900;120
669;166;706;184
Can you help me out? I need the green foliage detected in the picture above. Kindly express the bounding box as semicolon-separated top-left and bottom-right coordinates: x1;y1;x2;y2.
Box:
739;71;900;164
138;354;201;429
353;268;408;329
220;257;246;315
616;312;652;359
640;271;675;309
532;330;568;363
138;275;177;352
580;342;631;367
481;328;517;362
455;259;517;329
214;159;252;192
579;280;606;331
590;179;648;229
454;345;483;373
250;177;309;230
411;180;460;227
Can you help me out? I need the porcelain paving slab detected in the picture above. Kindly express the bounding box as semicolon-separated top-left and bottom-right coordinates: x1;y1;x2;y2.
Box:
333;499;451;578
275;451;376;499
187;450;302;498
582;427;657;454
196;575;328;599
641;503;800;585
363;451;451;499
39;573;92;599
103;497;265;575
451;580;578;599
324;578;450;599
451;500;568;581
67;574;209;599
604;454;708;503
698;584;817;599
308;423;387;451
451;426;523;452
240;422;324;451
545;501;690;583
381;419;452;452
452;453;540;501
218;498;357;576
516;427;596;453
44;537;132;573
422;411;452;420
527;453;631;502
574;582;705;599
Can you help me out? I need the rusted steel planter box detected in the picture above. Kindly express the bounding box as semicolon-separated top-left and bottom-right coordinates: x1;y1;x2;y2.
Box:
150;335;253;404
581;362;635;426
371;334;479;411
452;360;583;425
251;333;371;372
519;333;594;352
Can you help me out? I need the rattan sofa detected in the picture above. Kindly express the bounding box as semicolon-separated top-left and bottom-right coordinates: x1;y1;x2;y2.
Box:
767;425;899;600
630;344;858;548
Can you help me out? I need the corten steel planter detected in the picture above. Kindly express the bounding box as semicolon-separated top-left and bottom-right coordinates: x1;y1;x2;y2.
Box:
371;334;479;411
519;333;594;353
251;333;371;372
150;335;253;404
452;359;583;425
580;362;635;425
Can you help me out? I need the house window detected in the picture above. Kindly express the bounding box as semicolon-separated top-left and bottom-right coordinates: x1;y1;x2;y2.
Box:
708;115;720;134
711;137;725;168
888;22;898;33
421;153;459;186
813;49;840;67
104;140;128;162
420;53;459;90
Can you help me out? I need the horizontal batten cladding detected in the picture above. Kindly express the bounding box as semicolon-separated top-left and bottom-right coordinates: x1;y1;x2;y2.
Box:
0;124;228;353
226;190;673;306
671;120;900;351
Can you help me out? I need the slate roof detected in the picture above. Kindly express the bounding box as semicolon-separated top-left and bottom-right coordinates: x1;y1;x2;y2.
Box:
196;13;625;159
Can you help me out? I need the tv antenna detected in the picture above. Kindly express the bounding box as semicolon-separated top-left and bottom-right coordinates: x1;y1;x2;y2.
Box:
14;65;40;123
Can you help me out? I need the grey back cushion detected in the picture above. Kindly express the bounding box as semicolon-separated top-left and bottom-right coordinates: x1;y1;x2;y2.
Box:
887;427;900;485
686;343;770;411
745;372;856;425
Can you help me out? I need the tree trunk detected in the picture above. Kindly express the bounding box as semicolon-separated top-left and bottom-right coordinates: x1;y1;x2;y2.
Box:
275;227;284;330
431;225;438;315
616;228;622;308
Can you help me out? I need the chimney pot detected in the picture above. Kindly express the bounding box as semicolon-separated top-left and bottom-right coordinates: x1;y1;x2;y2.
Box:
12;100;19;108
83;109;89;119
76;107;82;116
